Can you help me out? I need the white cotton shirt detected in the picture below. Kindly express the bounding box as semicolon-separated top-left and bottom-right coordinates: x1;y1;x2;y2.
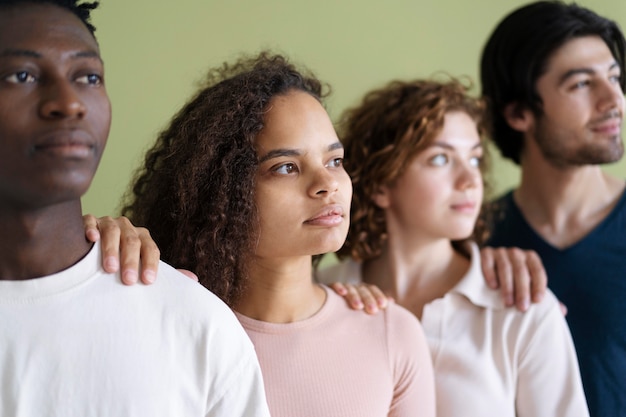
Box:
0;241;270;417
317;243;590;417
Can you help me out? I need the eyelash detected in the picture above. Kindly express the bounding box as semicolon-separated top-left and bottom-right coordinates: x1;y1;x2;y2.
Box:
270;157;344;175
429;154;482;167
3;71;103;86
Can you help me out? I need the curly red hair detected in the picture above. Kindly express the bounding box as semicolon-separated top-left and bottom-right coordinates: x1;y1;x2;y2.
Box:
336;78;490;262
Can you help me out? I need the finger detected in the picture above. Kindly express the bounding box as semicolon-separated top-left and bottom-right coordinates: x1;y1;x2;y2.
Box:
344;284;365;310
117;218;142;285
357;285;379;314
366;284;389;309
329;282;348;296
137;228;160;285
508;248;531;312
493;248;514;307
83;214;101;243
525;250;547;303
177;269;199;282
559;301;568;316
480;247;499;289
95;216;121;274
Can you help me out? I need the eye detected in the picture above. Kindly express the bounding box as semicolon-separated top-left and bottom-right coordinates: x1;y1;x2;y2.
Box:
429;154;449;166
571;79;590;90
609;74;621;84
327;157;344;168
273;163;298;175
5;71;36;84
76;73;103;85
469;156;482;168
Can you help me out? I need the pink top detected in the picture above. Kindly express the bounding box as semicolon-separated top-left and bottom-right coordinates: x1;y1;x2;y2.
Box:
235;285;436;417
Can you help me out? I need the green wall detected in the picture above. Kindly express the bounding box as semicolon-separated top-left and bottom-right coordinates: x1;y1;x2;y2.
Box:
84;0;626;216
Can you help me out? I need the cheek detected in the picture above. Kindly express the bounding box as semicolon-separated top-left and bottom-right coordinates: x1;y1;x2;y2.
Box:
87;94;112;135
338;171;353;204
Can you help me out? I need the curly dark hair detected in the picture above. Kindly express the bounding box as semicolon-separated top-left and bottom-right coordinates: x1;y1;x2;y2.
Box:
336;78;490;262
0;0;99;34
121;52;326;306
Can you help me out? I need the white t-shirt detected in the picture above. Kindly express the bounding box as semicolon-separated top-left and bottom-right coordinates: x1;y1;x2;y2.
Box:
317;243;589;417
0;242;270;417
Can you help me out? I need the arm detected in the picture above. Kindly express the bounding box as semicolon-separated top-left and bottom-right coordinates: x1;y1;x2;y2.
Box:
480;246;547;312
515;295;589;417
387;306;436;417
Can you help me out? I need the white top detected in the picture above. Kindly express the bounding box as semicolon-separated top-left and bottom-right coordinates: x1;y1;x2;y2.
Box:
236;286;436;417
317;243;589;417
0;242;270;417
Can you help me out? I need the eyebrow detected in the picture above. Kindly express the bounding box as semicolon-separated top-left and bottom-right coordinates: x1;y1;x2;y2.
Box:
430;141;482;150
258;141;343;163
0;48;103;63
558;61;620;85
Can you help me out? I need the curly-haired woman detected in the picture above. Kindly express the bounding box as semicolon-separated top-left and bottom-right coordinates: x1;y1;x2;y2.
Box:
316;79;589;417
118;53;435;417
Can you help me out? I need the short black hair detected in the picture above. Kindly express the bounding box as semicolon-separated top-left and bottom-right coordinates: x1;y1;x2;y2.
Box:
480;1;626;164
0;0;99;34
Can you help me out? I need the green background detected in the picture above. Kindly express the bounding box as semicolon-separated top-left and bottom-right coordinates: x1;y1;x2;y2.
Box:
85;0;626;216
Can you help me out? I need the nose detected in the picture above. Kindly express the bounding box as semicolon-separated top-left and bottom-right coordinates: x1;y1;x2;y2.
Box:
39;79;86;119
597;78;624;114
456;162;481;191
309;167;339;198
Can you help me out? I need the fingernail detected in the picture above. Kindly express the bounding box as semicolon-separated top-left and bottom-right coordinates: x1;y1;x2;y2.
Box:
354;301;364;309
506;296;514;306
104;256;119;272
143;270;156;284
367;304;378;314
521;299;530;311
123;269;138;284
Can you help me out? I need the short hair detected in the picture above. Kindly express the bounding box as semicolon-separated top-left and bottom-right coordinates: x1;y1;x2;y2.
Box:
336;78;489;262
481;1;626;164
121;52;326;306
0;0;99;34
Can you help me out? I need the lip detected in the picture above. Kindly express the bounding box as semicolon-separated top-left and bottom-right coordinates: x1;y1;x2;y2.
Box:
589;120;622;136
450;201;477;214
304;204;345;226
32;129;95;159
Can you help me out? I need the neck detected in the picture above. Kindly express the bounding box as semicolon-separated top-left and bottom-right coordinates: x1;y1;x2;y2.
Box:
516;148;625;248
362;227;469;318
0;201;90;280
233;255;326;323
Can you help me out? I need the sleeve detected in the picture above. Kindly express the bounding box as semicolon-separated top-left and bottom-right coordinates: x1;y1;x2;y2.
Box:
515;293;590;417
205;352;271;417
386;304;436;417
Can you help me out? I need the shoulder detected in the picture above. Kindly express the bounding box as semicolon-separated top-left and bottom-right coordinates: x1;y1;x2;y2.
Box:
148;261;250;339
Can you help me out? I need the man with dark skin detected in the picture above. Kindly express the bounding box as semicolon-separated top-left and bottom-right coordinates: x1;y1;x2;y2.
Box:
0;1;269;415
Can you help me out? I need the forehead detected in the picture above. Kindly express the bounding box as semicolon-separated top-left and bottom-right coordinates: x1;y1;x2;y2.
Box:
544;35;616;74
256;90;336;149
0;3;99;55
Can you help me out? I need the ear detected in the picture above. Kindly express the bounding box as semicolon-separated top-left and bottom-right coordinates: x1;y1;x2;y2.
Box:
503;102;535;133
372;184;391;209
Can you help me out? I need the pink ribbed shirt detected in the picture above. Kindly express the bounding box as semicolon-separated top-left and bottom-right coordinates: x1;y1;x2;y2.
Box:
235;286;436;417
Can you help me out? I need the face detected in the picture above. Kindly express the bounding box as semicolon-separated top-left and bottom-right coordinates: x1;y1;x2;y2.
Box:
253;90;352;259
0;4;111;211
531;36;624;167
375;111;483;242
